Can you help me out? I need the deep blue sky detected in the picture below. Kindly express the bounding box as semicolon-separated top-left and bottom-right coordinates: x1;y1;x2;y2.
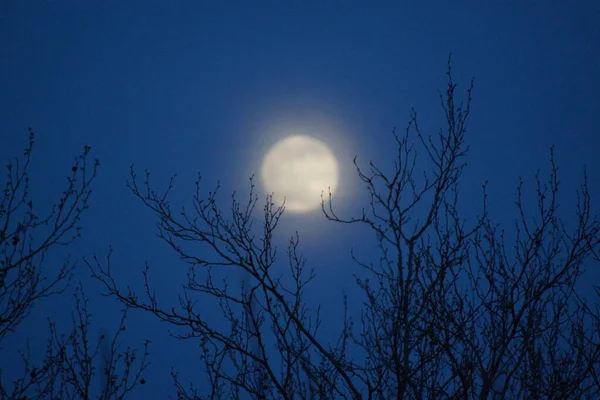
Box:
1;1;599;398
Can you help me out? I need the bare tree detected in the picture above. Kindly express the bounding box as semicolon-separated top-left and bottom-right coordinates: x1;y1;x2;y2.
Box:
0;129;98;340
89;60;600;399
88;179;351;399
0;130;149;399
322;61;600;398
49;284;150;400
2;282;150;400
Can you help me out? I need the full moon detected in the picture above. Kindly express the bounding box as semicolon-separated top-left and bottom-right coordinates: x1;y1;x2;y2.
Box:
260;135;339;213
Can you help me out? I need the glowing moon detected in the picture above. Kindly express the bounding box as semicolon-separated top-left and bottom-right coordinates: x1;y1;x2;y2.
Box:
261;135;339;213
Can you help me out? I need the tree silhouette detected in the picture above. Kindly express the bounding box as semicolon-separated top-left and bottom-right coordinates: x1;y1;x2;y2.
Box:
89;60;600;399
0;129;97;341
0;130;149;400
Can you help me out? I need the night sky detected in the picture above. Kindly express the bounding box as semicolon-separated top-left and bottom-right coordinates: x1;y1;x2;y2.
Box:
1;1;599;398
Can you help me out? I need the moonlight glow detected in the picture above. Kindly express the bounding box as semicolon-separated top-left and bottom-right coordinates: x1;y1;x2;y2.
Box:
260;135;339;213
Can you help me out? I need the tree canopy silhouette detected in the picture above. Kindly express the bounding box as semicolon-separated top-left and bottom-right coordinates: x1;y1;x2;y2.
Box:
0;131;149;400
89;61;600;399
